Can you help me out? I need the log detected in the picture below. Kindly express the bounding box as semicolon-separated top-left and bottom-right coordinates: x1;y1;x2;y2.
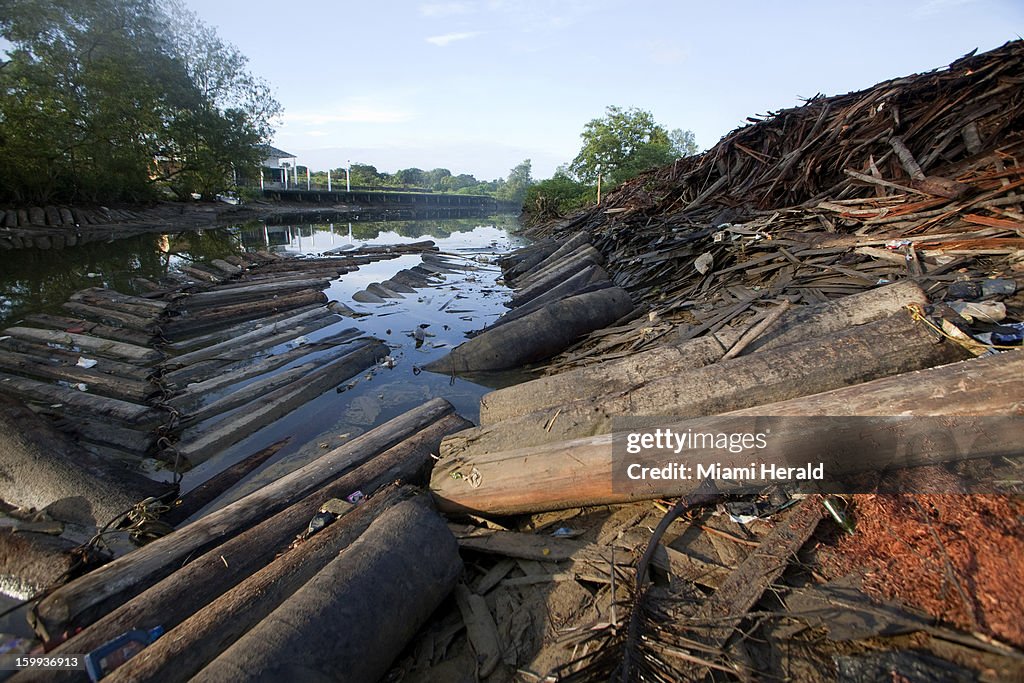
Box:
165;329;362;402
192;497;461;683
160;439;290;528
0;339;153;381
161;308;343;370
478;281;929;425
487;264;609;331
0;529;77;600
33;417;467;683
171;341;387;464
69;287;167;313
179;278;332;310
2;327;160;364
160;302;326;353
500;239;559;280
508;245;605;307
0;349;156;403
0;395;166;528
431;352;1023;515
31;397;456;641
209;258;241;275
425;287;634;373
160;289;328;338
508;231;591;285
0;372;161;426
179;264;221;283
60;301;157;333
445;310;970;459
23;313;153;347
104;486;416;683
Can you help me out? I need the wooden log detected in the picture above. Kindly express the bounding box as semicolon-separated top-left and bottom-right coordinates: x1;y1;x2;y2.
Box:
162;309;343;370
508;231;591;285
161;303;326;353
104;486;416;683
431;352;1023;515
179;278;332;310
426;287;634;374
478;281;929;425
447;310;970;458
48;414;156;456
209;259;241;275
165;329;361;401
69;287;167;313
486;265;609;332
23;313;153;347
0;529;77;600
178;264;222;283
0;339;153;382
160;439;290;528
507;251;607;310
1;327;160;364
0;372;161;426
60;302;157;333
179;360;326;425
0;349;156;403
511;240;598;288
160;289;328;338
0;395;166;528
30;397;456;645
192;497;461;683
509;244;603;300
500;238;559;279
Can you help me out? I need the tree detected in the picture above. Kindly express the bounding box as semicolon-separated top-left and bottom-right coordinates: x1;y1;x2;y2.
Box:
393;167;426;188
496;159;533;204
0;0;280;203
569;106;696;187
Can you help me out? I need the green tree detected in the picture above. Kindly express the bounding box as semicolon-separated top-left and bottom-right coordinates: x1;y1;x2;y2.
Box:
496;158;533;204
393;167;426;188
569;105;696;187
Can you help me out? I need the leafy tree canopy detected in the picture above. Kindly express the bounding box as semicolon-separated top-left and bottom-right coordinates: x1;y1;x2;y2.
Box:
0;0;281;203
569;105;697;186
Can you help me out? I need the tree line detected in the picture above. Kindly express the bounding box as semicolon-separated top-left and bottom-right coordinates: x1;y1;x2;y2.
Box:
0;0;281;204
524;105;698;220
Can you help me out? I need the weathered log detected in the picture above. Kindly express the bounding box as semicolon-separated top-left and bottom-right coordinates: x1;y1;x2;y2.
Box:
209;258;241;275
0;338;153;382
161;303;327;353
425;287;634;373
172;341;387;465
23;313;153;347
48;414;156;456
30;397;456;643
478;281;929;425
486;265;610;332
165;329;362;401
160;289;328;338
0;349;155;403
509;244;604;302
0;395;166;527
60;301;157;333
447;310;969;458
104;486;416;683
508;231;591;285
0;372;162;426
29;413;466;679
178;278;332;310
160;439;290;528
162;309;343;370
192;496;461;683
2;327;160;364
69;287;167;313
178;264;222;283
500;239;559;280
431;352;1023;515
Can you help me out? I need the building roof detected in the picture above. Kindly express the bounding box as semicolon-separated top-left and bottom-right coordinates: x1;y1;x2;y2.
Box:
258;144;297;159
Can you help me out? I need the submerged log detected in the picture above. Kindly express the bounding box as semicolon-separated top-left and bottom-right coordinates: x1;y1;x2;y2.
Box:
431;352;1024;516
507;245;605;308
162;302;326;353
171;341;387;465
486;264;610;332
23;313;154;347
193;497;461;683
0;339;153;382
31;397;456;641
0;395;166;528
60;302;158;333
446;309;970;458
425;287;634;373
479;281;929;424
507;231;591;285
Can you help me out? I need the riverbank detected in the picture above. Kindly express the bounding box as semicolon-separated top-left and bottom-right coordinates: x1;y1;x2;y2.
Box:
0;198;515;251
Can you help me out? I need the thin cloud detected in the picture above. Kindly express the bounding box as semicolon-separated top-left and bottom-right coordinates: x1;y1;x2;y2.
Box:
284;102;413;126
426;31;481;46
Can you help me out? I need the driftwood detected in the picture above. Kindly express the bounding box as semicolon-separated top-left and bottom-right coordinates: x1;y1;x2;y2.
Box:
192;497;461;683
431;352;1022;515
425;287;634;373
171;340;387;464
31;397;456;642
161;302;327;353
478;280;928;424
445;309;968;458
0;395;166;528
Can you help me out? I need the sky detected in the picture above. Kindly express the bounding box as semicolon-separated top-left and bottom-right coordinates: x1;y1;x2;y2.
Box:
181;0;1023;181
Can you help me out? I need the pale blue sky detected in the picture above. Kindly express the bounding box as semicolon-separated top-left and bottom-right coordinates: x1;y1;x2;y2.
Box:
183;0;1022;180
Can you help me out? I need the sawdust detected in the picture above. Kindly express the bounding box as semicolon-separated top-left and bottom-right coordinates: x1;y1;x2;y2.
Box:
821;493;1024;648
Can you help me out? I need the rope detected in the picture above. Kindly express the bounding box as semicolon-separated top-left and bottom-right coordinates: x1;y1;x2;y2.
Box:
905;303;1020;351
